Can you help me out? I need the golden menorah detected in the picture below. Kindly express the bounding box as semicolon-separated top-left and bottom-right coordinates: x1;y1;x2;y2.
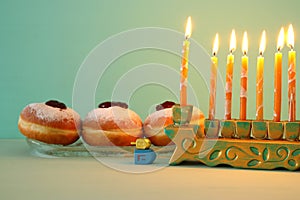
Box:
165;105;300;171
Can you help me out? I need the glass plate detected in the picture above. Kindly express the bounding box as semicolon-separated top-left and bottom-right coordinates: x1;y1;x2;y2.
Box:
26;138;175;158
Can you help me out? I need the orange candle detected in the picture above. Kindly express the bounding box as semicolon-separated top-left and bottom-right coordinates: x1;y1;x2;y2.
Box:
240;32;248;120
180;16;192;106
208;33;219;120
287;24;296;122
273;27;284;122
225;30;236;120
256;30;266;120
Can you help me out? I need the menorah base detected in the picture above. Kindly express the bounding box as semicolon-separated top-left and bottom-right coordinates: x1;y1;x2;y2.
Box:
165;124;300;171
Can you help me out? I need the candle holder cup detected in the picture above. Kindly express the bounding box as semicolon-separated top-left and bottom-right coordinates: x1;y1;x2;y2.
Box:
220;119;236;138
284;121;300;141
268;121;284;140
204;119;220;138
235;120;252;139
172;104;193;125
252;121;268;139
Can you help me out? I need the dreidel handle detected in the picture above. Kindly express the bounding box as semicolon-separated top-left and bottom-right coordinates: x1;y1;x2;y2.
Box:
131;138;151;149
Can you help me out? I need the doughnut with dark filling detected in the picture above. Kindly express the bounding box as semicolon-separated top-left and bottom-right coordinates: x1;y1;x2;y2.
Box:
18;100;81;145
82;102;143;146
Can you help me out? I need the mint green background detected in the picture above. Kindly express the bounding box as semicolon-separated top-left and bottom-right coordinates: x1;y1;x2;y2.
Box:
1;0;300;138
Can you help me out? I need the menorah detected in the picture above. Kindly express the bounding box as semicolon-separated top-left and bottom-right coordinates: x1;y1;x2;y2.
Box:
165;105;300;171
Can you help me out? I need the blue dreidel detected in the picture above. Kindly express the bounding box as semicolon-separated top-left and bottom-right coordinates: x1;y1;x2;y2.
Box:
134;149;157;165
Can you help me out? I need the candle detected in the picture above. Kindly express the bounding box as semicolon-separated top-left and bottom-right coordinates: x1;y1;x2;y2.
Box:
208;33;219;120
256;30;266;120
180;16;192;106
273;27;284;122
287;24;296;122
225;29;236;120
240;32;248;120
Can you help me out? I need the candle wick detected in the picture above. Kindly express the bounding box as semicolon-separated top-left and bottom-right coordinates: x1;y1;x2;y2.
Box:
277;47;281;52
213;52;216;56
230;49;233;54
259;52;263;56
243;51;247;56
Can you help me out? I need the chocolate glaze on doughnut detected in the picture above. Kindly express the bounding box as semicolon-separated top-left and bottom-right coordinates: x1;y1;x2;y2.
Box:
98;101;128;109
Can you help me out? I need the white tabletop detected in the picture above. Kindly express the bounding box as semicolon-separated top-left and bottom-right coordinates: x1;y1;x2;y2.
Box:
1;139;299;200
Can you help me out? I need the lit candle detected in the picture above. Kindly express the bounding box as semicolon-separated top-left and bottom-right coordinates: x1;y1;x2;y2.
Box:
208;33;219;120
273;27;284;122
256;30;266;120
240;32;248;120
180;16;192;106
225;29;236;120
287;24;296;122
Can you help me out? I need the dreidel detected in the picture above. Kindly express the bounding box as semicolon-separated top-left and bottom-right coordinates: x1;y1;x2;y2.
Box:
131;138;156;165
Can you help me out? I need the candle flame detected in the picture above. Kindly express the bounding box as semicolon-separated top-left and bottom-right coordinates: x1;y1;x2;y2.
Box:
185;16;192;39
229;29;236;53
242;31;248;55
259;30;266;55
212;33;219;56
287;24;294;49
277;27;284;51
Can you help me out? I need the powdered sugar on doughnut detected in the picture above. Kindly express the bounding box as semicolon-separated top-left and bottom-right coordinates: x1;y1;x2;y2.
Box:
83;106;142;131
29;103;80;121
144;108;173;130
20;103;81;130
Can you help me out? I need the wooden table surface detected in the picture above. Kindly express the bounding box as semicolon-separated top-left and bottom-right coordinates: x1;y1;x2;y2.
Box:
1;139;299;200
